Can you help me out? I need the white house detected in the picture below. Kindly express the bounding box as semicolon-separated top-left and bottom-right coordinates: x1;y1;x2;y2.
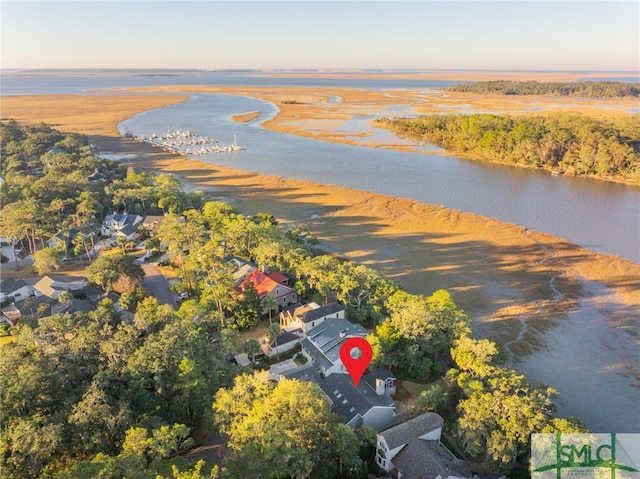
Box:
375;412;471;479
284;364;398;432
262;329;303;357
279;317;399;432
299;318;368;377
100;213;143;238
0;279;31;303
33;276;88;301
280;301;345;334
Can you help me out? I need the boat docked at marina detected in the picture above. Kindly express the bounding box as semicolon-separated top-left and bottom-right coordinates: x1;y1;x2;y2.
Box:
131;129;245;155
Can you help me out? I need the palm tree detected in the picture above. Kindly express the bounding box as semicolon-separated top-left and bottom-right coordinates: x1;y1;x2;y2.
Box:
263;295;277;324
268;323;281;359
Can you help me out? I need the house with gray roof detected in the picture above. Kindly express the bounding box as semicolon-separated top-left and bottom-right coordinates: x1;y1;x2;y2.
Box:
263;329;303;357
299;318;368;377
376;412;471;479
100;213;144;242
0;278;31;303
283;365;398;431
280;301;345;334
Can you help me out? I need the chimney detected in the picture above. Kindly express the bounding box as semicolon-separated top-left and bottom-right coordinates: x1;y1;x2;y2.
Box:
375;378;385;396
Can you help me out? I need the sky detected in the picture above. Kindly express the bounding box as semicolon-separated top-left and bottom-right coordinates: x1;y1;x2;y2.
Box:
1;1;638;72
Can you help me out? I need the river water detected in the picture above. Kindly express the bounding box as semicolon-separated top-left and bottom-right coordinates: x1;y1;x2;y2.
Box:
3;71;637;263
120;93;639;264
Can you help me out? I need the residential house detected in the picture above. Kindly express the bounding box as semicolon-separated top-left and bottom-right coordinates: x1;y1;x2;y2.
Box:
299;318;368;377
51;298;100;316
225;256;258;285
33;275;88;301
0;278;31;303
1;304;22;326
280;301;345;334
375;412;471;479
87;168;107;182
276;316;399;432
239;269;297;313
283;364;398;431
262;329;303;357
140;215;167;235
47;228;80;250
100;213;144;239
114;223;140;243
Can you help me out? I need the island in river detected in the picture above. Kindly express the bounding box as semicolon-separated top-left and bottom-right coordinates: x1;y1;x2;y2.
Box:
1;71;638;432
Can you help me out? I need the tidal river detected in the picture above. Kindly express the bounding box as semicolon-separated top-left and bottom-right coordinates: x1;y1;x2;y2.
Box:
120;93;640;433
119;93;640;264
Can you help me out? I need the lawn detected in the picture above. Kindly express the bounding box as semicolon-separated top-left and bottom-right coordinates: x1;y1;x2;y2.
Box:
400;378;446;399
235;318;275;350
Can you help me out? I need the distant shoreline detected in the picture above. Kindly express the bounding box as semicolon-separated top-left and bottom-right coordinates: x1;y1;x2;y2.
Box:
2;68;639;82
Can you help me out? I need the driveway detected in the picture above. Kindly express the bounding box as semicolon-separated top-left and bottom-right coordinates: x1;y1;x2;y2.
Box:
141;263;177;309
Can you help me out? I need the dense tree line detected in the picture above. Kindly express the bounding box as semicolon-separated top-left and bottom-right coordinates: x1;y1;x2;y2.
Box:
213;371;375;479
153;201;398;331
0;120;208;265
446;80;640;98
0;298;228;478
378;113;640;182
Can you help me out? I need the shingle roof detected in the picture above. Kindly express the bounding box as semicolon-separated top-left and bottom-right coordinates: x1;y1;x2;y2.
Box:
300;302;344;323
0;278;27;294
117;223;138;236
270;330;301;347
283;366;395;425
321;372;395;422
392;438;471;479
379;412;444;450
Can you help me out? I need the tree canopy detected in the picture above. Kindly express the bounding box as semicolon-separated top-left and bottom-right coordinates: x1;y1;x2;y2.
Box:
213;372;367;479
378;112;640;183
446;80;640;98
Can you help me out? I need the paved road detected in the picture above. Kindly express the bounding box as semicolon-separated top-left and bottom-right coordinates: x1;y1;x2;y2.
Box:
141;263;177;309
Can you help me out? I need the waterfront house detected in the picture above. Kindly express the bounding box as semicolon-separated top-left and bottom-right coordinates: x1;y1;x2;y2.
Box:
375;412;471;479
239;269;297;313
280;301;345;334
283;364;398;431
299;318;368;377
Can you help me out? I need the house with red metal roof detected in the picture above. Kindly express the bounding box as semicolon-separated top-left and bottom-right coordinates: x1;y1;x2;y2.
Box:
239;269;297;313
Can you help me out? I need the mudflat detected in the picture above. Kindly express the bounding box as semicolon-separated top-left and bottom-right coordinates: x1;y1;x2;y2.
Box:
2;84;639;430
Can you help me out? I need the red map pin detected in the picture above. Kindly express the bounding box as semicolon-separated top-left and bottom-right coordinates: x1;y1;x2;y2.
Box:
340;337;373;387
